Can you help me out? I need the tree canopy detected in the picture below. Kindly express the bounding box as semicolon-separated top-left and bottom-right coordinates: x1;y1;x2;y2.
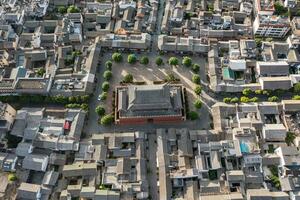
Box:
67;5;80;13
100;114;114;125
127;54;137;64
155;57;163;66
182;56;192;67
102;82;110;92
168;57;179;65
96;106;105;116
112;53;122;62
140;56;149;65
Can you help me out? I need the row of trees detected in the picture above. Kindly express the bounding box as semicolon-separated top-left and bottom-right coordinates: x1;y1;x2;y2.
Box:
58;5;80;14
111;53;150;66
223;95;279;103
0;94;90;105
96;59;117;126
111;53;201;72
222;86;300;104
168;56;200;73
95;105;114;125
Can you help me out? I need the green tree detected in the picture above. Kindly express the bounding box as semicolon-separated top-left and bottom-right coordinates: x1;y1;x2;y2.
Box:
268;96;279;102
80;95;90;103
262;90;270;96
37;68;46;76
127;54;137;64
100;114;114;125
230;97;239;103
105;60;112;70
72;50;81;57
103;70;113;81
293;95;300;100
294;83;300;94
250;97;259;102
80;103;88;111
155;57;163;66
223;97;232;103
194;99;202;109
68;96;76;103
96;106;105;116
58;6;67;14
285;132;296;146
274;2;288;15
194;85;202;95
242;88;252;96
240;96;250;103
192;64;200;73
255;38;262;48
99;92;108;101
67;5;80;13
112;53;122;62
123;74;133;83
182;56;192;67
266;38;273;42
102;82;110;92
188;111;199;120
8;173;17;181
168;57;179;65
255;37;262;48
166;73;176;82
192;74;201;84
140;56;149;65
255;89;263;95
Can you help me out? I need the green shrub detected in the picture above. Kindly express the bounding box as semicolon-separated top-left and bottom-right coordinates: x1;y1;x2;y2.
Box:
67;5;80;13
250;97;259;102
8;173;17;181
80;103;88;111
262;90;270;96
255;89;263;95
58;6;67;14
293;95;300;100
268;96;279;102
294;83;300;94
242;88;252;96
65;103;81;109
223;97;231;103
240;96;250;103
230;97;239;103
285;132;296;146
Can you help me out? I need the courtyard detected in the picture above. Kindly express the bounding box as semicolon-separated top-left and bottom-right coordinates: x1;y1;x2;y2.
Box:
85;51;212;135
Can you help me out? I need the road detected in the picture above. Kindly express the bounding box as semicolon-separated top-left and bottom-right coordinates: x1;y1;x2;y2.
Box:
147;133;159;200
85;51;108;136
